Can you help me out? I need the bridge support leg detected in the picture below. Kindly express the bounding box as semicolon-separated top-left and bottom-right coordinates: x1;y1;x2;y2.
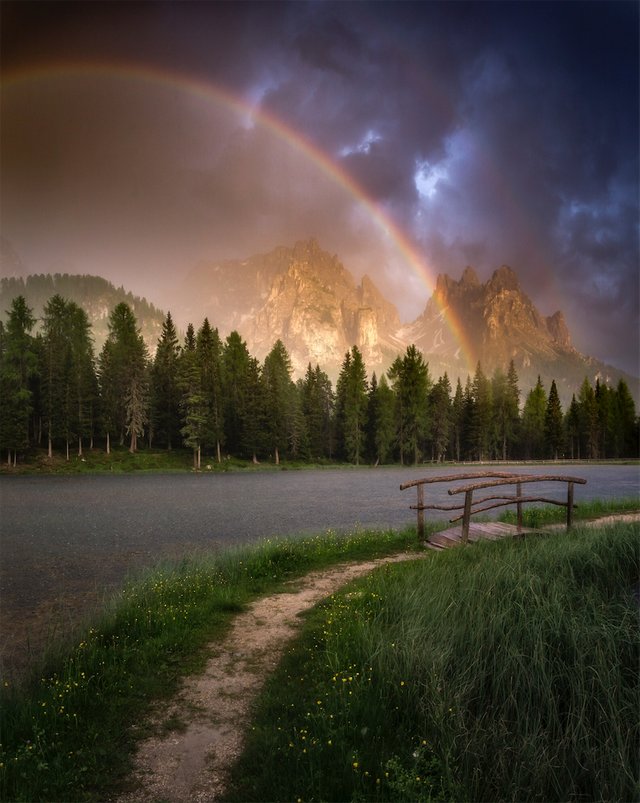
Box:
516;481;523;533
462;490;473;544
567;482;574;528
417;484;424;540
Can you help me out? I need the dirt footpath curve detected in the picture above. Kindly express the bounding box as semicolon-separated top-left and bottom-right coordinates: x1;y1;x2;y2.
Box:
115;552;424;803
116;513;639;803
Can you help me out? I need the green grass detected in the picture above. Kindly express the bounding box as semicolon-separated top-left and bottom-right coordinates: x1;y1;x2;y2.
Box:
2;506;638;802
0;526;418;802
228;521;640;802
500;495;640;528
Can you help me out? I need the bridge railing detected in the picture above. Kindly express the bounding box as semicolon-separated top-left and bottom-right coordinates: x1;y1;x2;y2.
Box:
400;472;587;543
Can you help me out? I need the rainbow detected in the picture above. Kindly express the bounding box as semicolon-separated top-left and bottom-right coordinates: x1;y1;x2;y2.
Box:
2;61;478;374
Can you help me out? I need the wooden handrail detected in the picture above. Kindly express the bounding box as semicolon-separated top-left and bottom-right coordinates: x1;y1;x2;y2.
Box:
400;472;586;541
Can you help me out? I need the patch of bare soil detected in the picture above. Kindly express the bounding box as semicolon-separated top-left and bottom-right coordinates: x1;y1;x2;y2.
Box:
115;552;422;803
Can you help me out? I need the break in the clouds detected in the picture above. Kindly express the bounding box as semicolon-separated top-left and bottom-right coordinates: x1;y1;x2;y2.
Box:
1;1;638;375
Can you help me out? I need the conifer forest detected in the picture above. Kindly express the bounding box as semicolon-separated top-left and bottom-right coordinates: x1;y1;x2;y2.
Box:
1;295;638;467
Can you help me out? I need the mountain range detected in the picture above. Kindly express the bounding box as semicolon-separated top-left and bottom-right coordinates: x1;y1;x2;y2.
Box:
1;237;637;404
175;238;636;403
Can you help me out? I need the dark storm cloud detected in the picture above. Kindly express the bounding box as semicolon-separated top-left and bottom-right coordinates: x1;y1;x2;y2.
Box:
1;0;638;374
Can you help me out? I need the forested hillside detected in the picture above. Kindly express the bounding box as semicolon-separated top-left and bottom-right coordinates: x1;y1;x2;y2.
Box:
0;274;165;353
1;294;638;467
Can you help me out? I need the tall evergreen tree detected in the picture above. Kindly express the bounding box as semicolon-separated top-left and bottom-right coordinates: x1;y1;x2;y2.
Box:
222;331;254;457
387;344;430;465
544;379;564;459
0;296;38;464
449;378;465;462
492;363;520;460
41;295;72;458
262;340;297;464
565;394;581;459
521;376;547;459
429;373;451;462
196;318;225;462
335;346;368;464
150;311;181;450
577;377;599;459
67;302;98;457
614;378;638;458
469;362;492;461
178;324;207;468
366;373;396;464
300;363;334;460
98;302;149;453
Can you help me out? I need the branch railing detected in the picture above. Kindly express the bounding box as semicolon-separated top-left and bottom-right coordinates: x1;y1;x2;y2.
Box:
400;472;587;543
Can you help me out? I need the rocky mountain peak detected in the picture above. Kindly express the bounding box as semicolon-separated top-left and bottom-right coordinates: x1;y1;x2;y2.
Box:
488;265;520;292
546;310;572;349
460;266;480;286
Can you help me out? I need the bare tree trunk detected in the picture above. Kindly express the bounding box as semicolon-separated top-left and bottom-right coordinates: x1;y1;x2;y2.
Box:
216;440;221;464
78;435;83;457
48;430;53;459
274;446;279;465
106;431;110;455
66;439;70;461
197;444;201;470
13;450;16;467
129;430;137;454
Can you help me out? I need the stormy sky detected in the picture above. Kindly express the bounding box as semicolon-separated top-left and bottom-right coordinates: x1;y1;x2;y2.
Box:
1;1;638;375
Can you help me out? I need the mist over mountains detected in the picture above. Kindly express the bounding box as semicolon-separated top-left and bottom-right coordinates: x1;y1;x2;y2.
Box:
1;237;636;404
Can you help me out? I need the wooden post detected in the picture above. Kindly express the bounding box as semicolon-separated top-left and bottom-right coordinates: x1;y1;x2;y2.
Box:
567;482;574;528
462;490;473;544
516;481;523;533
417;483;425;540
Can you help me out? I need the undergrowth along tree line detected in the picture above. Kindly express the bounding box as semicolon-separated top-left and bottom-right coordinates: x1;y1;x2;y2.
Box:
1;294;638;466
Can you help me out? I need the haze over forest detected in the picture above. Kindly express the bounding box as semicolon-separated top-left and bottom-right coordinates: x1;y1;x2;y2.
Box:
1;1;638;377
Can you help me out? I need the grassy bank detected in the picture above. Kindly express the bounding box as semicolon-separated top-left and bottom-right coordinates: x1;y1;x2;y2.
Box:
0;527;418;801
2;508;638;801
2;446;639;474
500;495;640;527
229;521;639;802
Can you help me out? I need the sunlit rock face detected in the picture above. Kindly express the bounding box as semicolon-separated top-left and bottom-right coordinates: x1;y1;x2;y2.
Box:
176;239;636;400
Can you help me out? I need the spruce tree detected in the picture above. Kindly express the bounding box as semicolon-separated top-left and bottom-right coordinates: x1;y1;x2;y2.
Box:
335;346;368;464
521;376;547;459
544;379;564;459
577;377;598;459
0;296;38;464
300;363;334;460
469;362;492;461
366;373;396;464
263;340;296;464
387;344;430;465
150;311;181;450
98;303;148;454
178;324;207;468
429;373;451;462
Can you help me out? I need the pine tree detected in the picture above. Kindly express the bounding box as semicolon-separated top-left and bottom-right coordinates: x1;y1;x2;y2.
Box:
492;363;520;460
150;311;181;450
469;362;492;461
366;373;396;464
41;295;72;458
262;340;297;464
521;376;547;459
98;302;148;454
544;379;564;459
178;324;207;468
335;346;368;464
196;318;225;462
429;373;451;462
577;377;598;459
387;344;430;465
614;378;638;458
450;378;465;462
222;331;257;458
300;363;334;460
0;296;38;464
565;394;581;459
67;302;98;457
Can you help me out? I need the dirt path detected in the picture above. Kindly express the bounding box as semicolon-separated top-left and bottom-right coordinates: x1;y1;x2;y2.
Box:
116;552;423;803
115;513;640;802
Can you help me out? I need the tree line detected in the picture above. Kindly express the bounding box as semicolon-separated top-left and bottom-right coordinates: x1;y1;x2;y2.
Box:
1;295;638;466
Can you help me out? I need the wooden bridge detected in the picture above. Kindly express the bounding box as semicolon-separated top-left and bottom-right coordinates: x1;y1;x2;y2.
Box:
400;472;587;551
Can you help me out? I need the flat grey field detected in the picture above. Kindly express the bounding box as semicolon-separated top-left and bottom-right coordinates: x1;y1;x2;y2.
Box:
1;464;638;676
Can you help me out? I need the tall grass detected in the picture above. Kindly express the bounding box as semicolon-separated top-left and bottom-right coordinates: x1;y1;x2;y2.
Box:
229;522;640;802
0;526;418;802
500;496;640;528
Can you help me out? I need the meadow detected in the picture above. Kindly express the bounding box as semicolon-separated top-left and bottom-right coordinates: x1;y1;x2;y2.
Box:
0;500;638;802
